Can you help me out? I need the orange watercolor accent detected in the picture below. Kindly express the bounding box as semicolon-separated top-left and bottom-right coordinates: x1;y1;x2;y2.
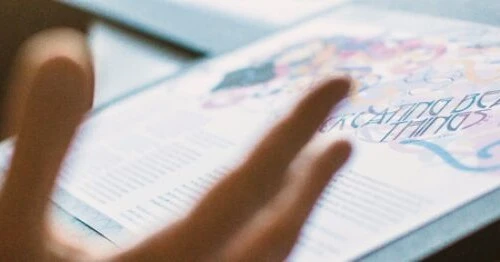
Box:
350;83;400;107
460;59;500;84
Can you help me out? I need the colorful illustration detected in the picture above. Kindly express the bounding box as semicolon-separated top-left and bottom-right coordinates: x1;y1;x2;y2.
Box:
201;32;500;173
203;36;448;109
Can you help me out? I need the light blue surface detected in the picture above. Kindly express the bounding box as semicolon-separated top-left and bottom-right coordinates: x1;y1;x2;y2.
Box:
61;0;273;55
61;0;500;55
354;0;500;27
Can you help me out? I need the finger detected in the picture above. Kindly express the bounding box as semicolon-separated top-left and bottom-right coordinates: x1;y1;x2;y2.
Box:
187;77;350;232
221;141;352;262
113;78;350;261
119;78;351;261
242;77;351;178
1;27;94;138
0;28;93;234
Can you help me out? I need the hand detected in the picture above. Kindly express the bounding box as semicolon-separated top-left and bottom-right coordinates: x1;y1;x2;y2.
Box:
0;29;352;261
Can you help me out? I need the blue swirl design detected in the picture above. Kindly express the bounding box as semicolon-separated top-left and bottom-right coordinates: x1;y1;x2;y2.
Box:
401;139;500;173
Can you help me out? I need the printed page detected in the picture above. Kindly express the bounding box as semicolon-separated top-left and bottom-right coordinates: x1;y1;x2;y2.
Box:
1;6;500;261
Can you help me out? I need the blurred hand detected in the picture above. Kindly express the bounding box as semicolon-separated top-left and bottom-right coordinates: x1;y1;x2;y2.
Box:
0;29;351;261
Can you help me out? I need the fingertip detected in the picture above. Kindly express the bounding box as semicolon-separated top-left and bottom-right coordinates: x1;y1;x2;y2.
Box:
314;76;352;102
3;27;94;137
17;27;94;111
329;139;353;165
36;54;92;114
333;139;353;153
16;58;87;152
293;76;351;120
16;29;95;150
291;76;353;122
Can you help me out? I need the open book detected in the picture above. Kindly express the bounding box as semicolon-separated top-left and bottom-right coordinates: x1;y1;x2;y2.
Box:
1;5;500;261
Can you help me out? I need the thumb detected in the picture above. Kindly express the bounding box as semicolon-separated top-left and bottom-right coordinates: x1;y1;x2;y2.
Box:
1;28;94;138
0;28;93;239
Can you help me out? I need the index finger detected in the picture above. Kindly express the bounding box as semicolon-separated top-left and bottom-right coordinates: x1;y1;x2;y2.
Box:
192;77;351;222
121;77;351;261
